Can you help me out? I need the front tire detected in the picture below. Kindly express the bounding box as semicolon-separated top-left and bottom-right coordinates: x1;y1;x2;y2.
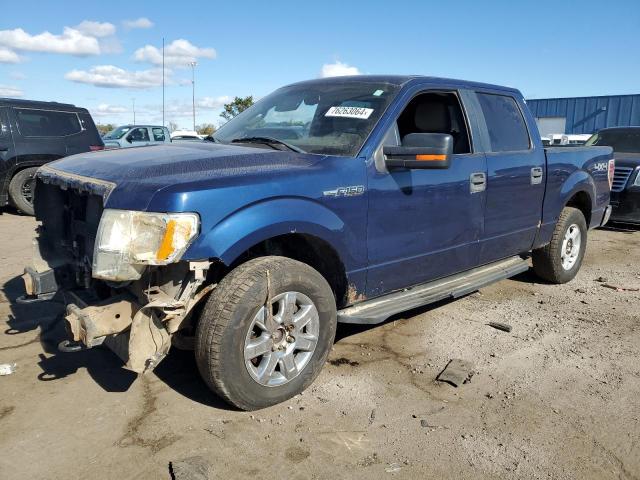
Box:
8;167;38;215
195;256;337;410
532;207;587;284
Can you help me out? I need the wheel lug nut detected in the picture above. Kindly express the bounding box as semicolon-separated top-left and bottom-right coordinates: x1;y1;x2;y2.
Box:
286;336;294;343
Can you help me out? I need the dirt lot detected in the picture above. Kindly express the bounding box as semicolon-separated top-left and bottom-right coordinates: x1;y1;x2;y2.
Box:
0;208;639;480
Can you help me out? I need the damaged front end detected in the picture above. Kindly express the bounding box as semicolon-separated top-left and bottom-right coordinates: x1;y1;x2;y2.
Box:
23;165;215;373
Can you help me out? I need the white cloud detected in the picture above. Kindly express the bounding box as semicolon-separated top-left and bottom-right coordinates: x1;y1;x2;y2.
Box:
134;39;216;67
159;96;230;118
0;27;100;56
320;61;360;78
123;17;154;29
91;103;129;116
0;47;22;63
0;85;23;97
9;71;26;80
65;65;166;89
74;21;116;38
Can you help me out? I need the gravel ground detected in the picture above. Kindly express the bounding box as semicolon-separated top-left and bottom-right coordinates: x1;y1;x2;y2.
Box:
0;208;639;480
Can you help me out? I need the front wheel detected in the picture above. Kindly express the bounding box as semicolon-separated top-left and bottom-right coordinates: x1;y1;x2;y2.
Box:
532;206;587;284
8;167;39;215
195;256;337;410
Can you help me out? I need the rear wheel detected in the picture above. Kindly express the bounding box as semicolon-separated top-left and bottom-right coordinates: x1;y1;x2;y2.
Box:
8;167;38;215
532;207;587;284
195;256;337;410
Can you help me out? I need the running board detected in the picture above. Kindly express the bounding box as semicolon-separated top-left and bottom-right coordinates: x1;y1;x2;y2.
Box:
338;256;529;325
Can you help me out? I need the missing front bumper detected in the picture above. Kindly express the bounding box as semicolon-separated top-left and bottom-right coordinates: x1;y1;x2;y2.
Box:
63;291;171;373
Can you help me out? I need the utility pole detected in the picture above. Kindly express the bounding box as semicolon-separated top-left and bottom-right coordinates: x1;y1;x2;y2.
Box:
132;98;136;124
162;37;165;127
189;61;197;131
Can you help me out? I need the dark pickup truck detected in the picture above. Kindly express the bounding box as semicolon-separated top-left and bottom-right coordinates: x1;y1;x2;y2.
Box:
23;76;613;410
587;127;640;224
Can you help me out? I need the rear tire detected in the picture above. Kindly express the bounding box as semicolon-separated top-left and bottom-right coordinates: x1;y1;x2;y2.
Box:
8;167;38;215
532;207;587;284
195;256;337;410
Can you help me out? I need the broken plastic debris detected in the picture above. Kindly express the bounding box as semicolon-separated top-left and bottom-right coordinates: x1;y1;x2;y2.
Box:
0;363;17;376
436;359;474;387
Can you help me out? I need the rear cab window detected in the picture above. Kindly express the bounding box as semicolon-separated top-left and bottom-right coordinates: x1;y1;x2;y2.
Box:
152;127;166;141
15;108;82;137
476;93;530;152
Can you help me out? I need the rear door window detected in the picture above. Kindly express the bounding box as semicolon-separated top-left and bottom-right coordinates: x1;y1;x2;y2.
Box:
152;127;166;141
477;93;530;152
15;108;82;137
127;127;150;142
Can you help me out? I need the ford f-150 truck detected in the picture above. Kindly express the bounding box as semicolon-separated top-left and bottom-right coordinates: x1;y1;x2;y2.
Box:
23;76;614;410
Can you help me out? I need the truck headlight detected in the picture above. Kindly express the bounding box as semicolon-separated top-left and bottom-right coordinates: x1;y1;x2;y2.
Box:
634;169;640;186
93;209;199;281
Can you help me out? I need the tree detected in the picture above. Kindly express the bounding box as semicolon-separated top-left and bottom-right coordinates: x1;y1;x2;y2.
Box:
96;123;115;136
220;96;254;121
168;121;179;133
196;123;216;136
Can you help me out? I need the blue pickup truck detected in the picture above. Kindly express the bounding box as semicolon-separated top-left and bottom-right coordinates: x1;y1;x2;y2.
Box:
24;75;613;410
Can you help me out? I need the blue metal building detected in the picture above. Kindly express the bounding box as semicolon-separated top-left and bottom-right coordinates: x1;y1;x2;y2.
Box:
526;94;640;136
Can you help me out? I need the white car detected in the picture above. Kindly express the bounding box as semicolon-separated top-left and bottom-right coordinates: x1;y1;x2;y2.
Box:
170;130;204;141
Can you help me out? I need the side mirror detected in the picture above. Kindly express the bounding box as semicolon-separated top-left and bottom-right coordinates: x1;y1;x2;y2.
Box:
383;133;453;169
126;135;133;143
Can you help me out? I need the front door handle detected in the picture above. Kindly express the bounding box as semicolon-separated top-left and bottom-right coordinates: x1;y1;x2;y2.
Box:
531;167;543;185
470;172;486;193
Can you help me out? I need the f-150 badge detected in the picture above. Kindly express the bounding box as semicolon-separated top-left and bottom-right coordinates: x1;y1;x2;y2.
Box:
323;185;365;197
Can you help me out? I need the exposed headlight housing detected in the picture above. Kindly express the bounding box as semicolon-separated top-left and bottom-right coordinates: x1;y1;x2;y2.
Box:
93;209;199;281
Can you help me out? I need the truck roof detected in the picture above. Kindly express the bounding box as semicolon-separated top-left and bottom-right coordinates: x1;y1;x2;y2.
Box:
285;75;521;94
0;97;88;112
117;124;166;128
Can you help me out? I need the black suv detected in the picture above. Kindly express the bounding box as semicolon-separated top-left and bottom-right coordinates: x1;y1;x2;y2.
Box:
587;127;640;225
0;99;103;215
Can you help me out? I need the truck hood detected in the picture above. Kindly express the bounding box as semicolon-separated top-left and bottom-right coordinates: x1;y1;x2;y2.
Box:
614;152;640;168
43;143;324;209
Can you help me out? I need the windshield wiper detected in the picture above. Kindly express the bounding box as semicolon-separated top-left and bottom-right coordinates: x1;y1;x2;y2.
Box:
231;136;305;153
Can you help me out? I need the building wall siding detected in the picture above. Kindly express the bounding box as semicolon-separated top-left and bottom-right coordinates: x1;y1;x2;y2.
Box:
526;95;640;134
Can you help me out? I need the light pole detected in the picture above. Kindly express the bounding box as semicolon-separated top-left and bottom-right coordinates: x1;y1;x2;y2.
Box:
132;98;136;124
188;61;197;131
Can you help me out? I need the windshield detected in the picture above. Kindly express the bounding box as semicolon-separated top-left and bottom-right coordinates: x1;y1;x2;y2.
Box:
214;82;401;156
104;126;132;140
586;130;640;153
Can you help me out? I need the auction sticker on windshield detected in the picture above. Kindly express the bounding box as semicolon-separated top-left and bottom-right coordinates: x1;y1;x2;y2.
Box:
325;106;374;119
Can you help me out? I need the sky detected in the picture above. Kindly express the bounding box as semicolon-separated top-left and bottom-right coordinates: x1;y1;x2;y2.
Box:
1;0;639;130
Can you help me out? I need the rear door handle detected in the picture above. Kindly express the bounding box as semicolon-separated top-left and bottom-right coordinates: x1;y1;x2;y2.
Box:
531;167;543;185
470;172;486;193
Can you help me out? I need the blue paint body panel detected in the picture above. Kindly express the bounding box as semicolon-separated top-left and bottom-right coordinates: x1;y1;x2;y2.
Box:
46;75;613;306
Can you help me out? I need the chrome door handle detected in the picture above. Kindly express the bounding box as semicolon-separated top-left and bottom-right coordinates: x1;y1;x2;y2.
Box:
470;172;486;193
531;167;543;185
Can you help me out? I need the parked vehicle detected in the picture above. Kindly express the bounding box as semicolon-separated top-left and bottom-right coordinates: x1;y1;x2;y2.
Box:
586;127;640;224
102;125;171;149
170;130;203;141
0;98;103;215
23;75;613;410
